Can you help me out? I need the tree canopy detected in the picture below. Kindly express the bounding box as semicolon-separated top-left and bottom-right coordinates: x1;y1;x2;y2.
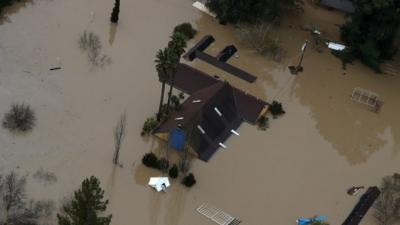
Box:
57;176;111;225
206;0;301;24
339;0;400;72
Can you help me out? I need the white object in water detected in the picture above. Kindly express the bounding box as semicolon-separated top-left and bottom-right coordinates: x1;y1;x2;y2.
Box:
148;177;170;192
192;99;202;103
219;143;227;149
175;117;184;120
313;30;321;35
197;125;205;134
214;107;222;116
192;1;217;18
230;129;239;136
196;203;236;225
327;42;346;51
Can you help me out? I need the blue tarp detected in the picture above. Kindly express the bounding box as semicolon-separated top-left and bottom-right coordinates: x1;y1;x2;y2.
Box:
168;128;186;151
297;215;327;225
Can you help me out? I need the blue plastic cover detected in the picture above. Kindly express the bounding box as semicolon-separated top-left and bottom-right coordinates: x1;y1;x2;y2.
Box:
297;218;312;225
314;215;327;222
168;128;186;151
297;215;327;225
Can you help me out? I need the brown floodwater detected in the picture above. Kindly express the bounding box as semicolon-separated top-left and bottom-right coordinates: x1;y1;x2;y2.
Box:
0;0;399;225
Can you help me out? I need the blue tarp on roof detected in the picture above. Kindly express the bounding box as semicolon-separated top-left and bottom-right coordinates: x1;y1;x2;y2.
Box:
169;128;186;151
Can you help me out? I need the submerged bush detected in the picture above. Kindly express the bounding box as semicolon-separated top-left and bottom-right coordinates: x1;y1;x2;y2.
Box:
373;174;400;225
173;23;197;40
78;30;111;67
3;103;35;132
269;101;285;118
141;117;158;135
0;0;20;13
257;115;269;130
170;95;182;111
236;23;285;62
142;152;159;169
168;164;179;179
182;173;196;187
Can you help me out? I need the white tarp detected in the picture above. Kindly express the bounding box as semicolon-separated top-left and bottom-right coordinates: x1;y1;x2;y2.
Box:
327;42;346;51
192;1;217;18
148;177;170;192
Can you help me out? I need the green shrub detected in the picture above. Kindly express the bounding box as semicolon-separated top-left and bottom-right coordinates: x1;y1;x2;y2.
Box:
331;48;355;70
171;95;182;111
269;101;285;118
142;117;158;135
257;116;269;130
338;0;399;72
173;23;197;40
182;173;196;187
0;0;20;13
168;164;179;178
142;152;159;169
3;103;36;132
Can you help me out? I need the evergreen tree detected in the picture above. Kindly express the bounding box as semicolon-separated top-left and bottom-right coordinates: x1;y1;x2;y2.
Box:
339;0;400;72
165;32;187;111
155;47;178;120
110;0;120;23
57;176;112;225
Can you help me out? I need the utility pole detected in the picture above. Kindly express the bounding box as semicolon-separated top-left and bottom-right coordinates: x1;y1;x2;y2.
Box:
289;40;309;75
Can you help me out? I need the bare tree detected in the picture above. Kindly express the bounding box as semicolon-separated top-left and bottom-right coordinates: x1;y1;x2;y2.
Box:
374;174;400;225
0;171;54;225
113;112;127;165
78;30;111;67
3;172;26;215
236;22;285;62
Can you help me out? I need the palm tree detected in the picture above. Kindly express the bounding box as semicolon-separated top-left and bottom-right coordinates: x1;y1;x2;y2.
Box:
155;47;177;121
165;32;187;111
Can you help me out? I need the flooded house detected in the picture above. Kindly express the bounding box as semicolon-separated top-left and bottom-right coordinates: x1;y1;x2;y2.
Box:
153;64;268;161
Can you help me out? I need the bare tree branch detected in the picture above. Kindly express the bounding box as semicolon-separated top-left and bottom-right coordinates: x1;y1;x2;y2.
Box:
113;112;127;165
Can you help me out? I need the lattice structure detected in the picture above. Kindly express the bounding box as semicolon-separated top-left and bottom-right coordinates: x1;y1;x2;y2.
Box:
351;87;380;110
382;62;400;76
196;203;241;225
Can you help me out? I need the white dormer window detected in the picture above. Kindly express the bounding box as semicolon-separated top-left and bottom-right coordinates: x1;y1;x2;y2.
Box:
197;125;205;134
214;107;222;116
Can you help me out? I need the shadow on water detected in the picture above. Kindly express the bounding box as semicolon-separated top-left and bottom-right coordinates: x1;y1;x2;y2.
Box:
148;190;162;225
105;165;118;201
164;184;188;225
108;23;117;46
291;49;400;164
0;0;33;25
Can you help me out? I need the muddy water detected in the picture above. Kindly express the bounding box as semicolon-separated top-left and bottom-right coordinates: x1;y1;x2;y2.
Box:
0;0;399;225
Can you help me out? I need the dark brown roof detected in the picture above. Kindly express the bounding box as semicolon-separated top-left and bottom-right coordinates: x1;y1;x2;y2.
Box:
156;82;243;161
173;63;219;94
174;63;267;123
156;64;268;161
